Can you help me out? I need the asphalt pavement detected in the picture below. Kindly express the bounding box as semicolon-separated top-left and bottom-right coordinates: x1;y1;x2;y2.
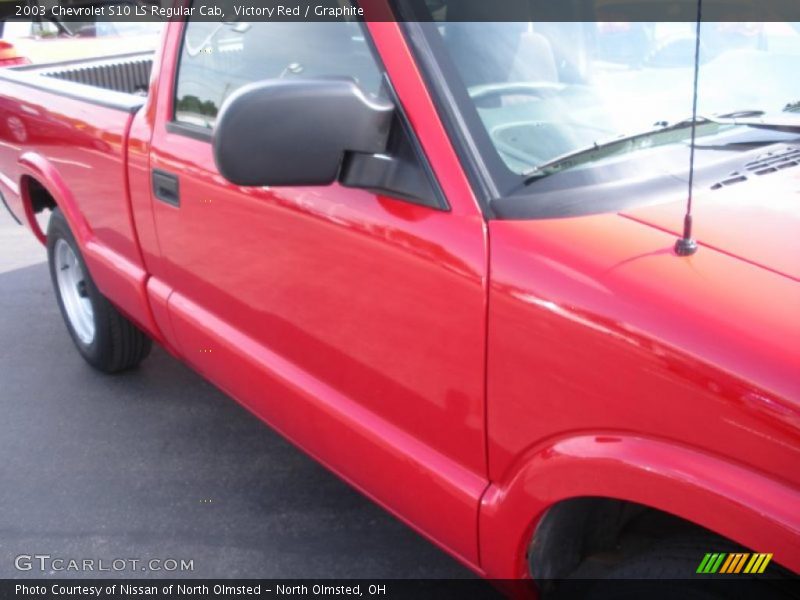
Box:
0;208;475;580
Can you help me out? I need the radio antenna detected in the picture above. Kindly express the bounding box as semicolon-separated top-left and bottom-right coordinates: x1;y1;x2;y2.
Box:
675;0;703;257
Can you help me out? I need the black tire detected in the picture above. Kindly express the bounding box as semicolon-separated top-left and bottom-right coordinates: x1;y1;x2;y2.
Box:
47;208;151;373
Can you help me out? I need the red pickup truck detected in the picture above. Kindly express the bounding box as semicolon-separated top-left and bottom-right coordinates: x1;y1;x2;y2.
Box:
0;3;798;589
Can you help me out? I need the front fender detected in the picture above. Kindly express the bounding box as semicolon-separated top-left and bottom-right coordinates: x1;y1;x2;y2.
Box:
479;433;800;578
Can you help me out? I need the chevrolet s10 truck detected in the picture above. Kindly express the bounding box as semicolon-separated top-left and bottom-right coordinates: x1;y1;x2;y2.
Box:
0;0;798;590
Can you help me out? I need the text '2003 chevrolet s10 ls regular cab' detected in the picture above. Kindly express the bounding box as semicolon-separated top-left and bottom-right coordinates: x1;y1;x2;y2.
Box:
0;0;798;588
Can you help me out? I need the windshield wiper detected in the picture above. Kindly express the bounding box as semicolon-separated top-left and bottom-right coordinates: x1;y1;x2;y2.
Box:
524;110;800;183
704;110;800;134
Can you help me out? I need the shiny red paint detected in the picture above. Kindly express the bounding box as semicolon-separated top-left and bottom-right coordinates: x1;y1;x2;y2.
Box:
140;20;490;568
0;13;798;584
480;433;800;578
483;213;800;576
0;93;162;338
623;176;800;281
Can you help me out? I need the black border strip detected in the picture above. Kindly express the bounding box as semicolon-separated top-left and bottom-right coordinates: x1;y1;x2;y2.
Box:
165;121;213;142
5;0;800;22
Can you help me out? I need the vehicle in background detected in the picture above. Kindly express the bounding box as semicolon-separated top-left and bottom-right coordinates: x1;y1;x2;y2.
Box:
0;8;162;65
0;37;30;67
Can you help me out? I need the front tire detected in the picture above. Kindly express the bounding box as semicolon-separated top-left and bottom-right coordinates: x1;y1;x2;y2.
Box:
47;208;151;373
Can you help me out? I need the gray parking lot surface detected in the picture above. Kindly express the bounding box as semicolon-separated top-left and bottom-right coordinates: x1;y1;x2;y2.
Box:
0;211;475;579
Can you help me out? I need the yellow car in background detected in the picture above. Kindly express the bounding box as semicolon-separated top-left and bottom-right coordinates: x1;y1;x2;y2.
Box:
0;8;162;66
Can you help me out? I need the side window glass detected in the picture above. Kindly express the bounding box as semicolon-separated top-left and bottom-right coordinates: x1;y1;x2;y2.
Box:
172;5;446;209
175;18;385;129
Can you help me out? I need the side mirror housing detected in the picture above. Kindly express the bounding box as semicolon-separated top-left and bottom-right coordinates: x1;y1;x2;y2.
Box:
213;78;394;187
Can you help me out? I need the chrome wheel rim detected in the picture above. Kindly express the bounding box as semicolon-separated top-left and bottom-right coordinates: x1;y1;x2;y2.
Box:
54;238;95;345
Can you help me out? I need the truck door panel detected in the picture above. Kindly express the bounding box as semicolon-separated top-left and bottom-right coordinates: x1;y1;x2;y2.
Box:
147;19;488;564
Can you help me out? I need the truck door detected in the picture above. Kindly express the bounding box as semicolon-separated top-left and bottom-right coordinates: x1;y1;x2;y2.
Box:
147;17;488;564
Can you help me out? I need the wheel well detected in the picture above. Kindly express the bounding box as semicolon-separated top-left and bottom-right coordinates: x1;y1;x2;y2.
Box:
20;176;57;242
527;497;723;581
23;177;57;214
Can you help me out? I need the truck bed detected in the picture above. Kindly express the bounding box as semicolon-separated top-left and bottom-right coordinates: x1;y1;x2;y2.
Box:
0;52;154;112
36;53;153;96
0;50;151;273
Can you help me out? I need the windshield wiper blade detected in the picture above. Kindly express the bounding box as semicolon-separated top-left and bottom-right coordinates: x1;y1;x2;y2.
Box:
701;111;800;135
524;110;800;182
524;120;698;180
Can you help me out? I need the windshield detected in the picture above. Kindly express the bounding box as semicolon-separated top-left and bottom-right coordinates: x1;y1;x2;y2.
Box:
402;3;800;190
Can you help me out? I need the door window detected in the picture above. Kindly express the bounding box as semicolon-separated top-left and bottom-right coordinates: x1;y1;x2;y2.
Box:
174;17;385;129
170;5;445;209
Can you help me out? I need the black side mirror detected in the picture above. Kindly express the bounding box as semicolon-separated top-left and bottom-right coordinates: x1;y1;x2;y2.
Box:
213;78;395;187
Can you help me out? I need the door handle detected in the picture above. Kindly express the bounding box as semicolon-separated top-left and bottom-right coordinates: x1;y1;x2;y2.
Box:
152;169;180;207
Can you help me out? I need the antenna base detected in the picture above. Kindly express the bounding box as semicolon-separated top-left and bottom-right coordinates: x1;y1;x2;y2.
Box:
675;237;698;256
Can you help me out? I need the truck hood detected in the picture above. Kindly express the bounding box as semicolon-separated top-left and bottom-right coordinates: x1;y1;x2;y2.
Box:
622;155;800;281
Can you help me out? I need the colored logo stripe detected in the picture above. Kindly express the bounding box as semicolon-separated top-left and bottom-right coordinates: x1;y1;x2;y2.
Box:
696;553;714;573
744;553;773;574
733;553;750;573
719;554;736;573
697;553;726;573
720;553;748;573
698;552;773;574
